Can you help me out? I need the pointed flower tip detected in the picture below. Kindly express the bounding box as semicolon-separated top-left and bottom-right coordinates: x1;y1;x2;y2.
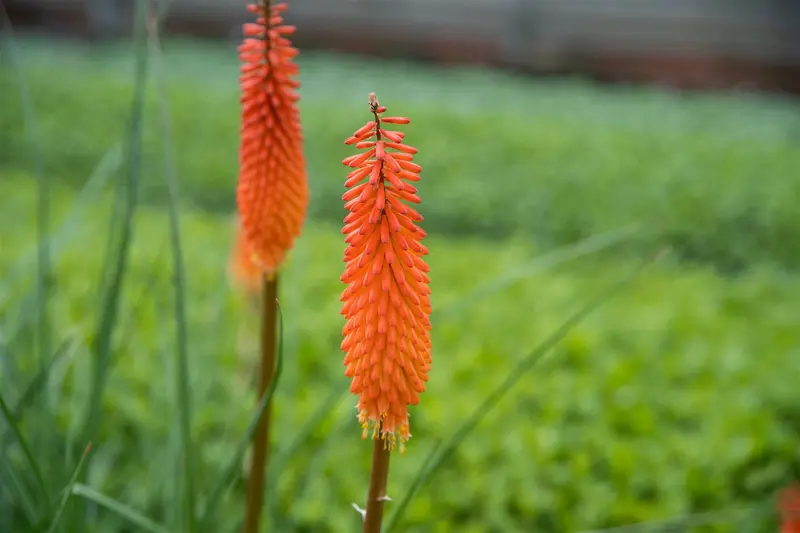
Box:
341;93;431;450
236;0;309;275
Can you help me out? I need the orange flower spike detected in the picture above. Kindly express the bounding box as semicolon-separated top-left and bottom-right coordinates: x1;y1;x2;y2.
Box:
780;484;800;533
340;93;432;452
237;1;309;274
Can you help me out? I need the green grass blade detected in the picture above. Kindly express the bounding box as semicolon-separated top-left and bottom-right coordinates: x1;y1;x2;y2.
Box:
269;416;352;531
0;391;51;515
266;387;347;523
0;146;121;378
44;443;92;533
384;250;665;532
0;450;38;528
578;504;759;532
11;338;74;421
65;238;167;465
1;337;75;491
268;387;347;485
1;143;121;304
0;2;49;370
81;0;149;447
71;484;170;533
199;300;287;528
147;11;196;532
0;0;54;500
436;224;640;318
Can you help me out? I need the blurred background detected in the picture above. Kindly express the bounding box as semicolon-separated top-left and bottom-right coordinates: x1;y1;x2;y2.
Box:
2;0;800;532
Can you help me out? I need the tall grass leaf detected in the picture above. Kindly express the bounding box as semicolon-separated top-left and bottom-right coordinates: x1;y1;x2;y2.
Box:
384;250;666;532
0;450;38;528
268;387;347;484
81;0;149;447
199;300;286;528
71;483;170;533
271;414;353;532
0;0;55;494
147;10;196;532
578;504;762;532
10;338;74;421
0;391;51;515
436;224;640;318
0;2;48;369
44;443;91;533
66;239;165;465
1;143;122;308
266;386;347;523
1;142;119;338
1;336;75;499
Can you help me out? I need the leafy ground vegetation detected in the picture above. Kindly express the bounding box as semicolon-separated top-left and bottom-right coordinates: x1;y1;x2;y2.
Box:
1;37;800;533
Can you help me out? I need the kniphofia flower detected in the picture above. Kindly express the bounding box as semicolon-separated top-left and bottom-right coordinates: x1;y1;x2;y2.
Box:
237;1;308;274
340;93;432;451
780;484;800;533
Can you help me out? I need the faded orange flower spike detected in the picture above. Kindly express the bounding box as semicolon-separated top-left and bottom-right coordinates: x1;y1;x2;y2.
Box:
340;93;432;451
780;484;800;533
237;1;308;274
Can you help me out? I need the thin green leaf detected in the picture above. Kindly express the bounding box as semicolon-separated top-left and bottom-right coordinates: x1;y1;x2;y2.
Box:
44;444;92;533
66;238;167;464
1;338;75;478
2;143;122;294
0;1;49;370
199;300;286;528
81;0;149;447
267;387;347;523
578;504;760;532
436;224;639;318
268;387;347;485
384;250;665;532
11;338;74;421
146;8;196;531
0;391;51;514
71;484;170;533
0;145;122;362
0;450;38;527
0;0;54;496
270;415;352;532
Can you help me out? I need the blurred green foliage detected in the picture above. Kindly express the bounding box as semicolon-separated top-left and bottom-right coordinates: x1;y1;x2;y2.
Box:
2;40;800;272
1;38;799;533
2;175;798;532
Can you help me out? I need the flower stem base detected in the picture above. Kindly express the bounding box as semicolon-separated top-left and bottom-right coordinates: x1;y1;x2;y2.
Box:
363;430;392;533
243;273;278;533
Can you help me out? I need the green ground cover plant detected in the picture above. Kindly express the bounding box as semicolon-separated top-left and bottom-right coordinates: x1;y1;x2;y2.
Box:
1;175;798;532
1;30;798;533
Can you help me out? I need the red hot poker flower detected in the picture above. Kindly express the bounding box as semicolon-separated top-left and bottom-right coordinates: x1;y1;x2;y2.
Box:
340;93;432;451
237;1;308;274
780;484;800;533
